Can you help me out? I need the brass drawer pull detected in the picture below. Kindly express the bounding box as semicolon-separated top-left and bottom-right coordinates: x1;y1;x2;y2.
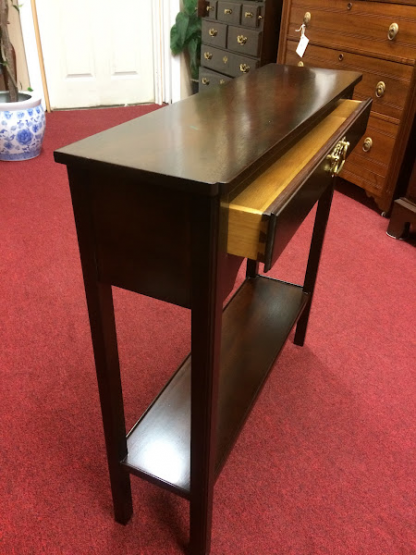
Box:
209;28;218;37
206;5;214;11
388;23;399;40
327;137;350;175
237;35;248;45
363;137;373;152
245;11;254;18
223;56;228;63
303;11;311;25
375;81;386;98
338;53;344;62
298;61;304;67
201;78;210;85
347;2;353;10
239;63;250;73
220;79;226;85
204;51;213;60
224;8;232;14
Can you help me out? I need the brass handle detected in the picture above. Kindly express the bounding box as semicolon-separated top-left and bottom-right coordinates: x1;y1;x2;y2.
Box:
388;23;399;40
204;51;213;60
206;5;214;11
347;2;353;10
237;35;248;45
363;137;373;152
245;11;254;18
222;56;228;64
219;79;226;85
375;81;386;98
239;63;250;73
303;11;311;25
338;53;344;61
209;28;218;37
298;61;304;67
327;137;350;175
224;8;232;14
201;78;210;85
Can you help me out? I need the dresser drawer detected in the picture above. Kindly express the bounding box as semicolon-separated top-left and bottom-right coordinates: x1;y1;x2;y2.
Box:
242;2;264;28
347;113;397;169
201;45;259;77
205;1;218;19
217;1;242;25
202;19;228;49
223;98;371;270
227;26;262;57
288;0;416;64
285;41;412;122
199;68;232;89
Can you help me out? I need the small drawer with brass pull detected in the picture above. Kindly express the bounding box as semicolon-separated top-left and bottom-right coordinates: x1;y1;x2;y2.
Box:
222;99;371;269
217;1;241;24
199;68;232;90
228;25;262;57
205;1;217;19
242;3;263;28
200;46;259;78
202;19;227;48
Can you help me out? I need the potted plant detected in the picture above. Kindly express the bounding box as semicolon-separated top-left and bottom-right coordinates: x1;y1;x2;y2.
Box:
170;0;201;94
0;0;45;161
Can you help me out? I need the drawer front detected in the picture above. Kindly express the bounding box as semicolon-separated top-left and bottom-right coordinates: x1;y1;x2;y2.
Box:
202;19;228;49
201;46;259;77
242;3;263;28
227;26;262;57
224;99;371;269
217;1;242;25
199;68;232;89
288;0;416;63
285;41;412;121
205;1;218;19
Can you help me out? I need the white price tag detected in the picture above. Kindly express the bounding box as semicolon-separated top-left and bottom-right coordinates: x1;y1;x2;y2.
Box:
296;33;309;58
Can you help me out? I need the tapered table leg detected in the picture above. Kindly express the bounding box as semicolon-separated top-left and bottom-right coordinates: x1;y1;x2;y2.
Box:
295;180;335;346
189;195;224;555
68;167;133;524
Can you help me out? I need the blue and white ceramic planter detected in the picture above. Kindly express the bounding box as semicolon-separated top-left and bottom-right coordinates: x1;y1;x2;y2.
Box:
0;92;46;161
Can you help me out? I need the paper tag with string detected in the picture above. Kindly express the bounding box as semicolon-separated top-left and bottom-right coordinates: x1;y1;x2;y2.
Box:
295;23;309;58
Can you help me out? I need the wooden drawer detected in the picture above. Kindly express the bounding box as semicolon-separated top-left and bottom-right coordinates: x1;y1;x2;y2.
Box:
227;25;262;57
201;45;259;77
288;0;416;64
199;68;232;89
205;1;218;19
242;2;264;28
285;40;412;121
223;98;371;270
217;1;242;25
202;19;228;49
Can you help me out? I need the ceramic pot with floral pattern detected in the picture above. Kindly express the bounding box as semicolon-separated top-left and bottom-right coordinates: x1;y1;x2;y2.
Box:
0;92;46;161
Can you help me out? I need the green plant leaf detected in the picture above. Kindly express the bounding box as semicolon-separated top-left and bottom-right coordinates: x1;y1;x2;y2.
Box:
183;0;197;17
187;35;201;80
170;12;189;54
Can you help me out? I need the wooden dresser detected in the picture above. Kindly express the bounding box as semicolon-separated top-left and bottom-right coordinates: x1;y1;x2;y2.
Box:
198;0;283;90
277;0;416;213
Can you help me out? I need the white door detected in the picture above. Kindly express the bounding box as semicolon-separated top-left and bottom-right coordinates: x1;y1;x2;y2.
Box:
36;0;155;109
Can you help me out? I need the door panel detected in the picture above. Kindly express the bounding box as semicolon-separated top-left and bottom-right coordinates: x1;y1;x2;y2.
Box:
36;0;155;109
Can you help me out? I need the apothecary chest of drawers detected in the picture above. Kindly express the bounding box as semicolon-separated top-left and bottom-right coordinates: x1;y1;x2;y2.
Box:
199;0;283;90
277;0;416;213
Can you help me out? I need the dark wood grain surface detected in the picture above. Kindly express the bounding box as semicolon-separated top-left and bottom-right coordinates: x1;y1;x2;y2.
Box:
55;64;361;195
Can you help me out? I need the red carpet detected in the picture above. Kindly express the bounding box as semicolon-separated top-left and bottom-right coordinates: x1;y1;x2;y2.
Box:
1;104;415;555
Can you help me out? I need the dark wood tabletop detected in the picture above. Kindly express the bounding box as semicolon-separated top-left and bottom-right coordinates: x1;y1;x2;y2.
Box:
54;64;361;195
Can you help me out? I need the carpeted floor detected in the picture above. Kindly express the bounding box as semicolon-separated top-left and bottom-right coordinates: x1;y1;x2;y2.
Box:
1;104;415;555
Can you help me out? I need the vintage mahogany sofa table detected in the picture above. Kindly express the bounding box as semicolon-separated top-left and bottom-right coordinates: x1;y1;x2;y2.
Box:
55;64;371;555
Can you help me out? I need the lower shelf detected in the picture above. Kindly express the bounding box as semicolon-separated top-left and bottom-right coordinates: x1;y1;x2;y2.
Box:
122;276;308;498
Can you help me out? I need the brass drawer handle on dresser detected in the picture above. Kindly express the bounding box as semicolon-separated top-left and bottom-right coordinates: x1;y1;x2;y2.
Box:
326;137;350;176
224;8;232;14
237;35;248;45
245;11;253;18
298;61;304;67
388;23;399;40
209;28;218;37
204;51;213;60
363;137;373;152
303;11;311;25
206;5;215;12
201;78;210;85
219;78;226;85
239;63;250;73
375;81;386;98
